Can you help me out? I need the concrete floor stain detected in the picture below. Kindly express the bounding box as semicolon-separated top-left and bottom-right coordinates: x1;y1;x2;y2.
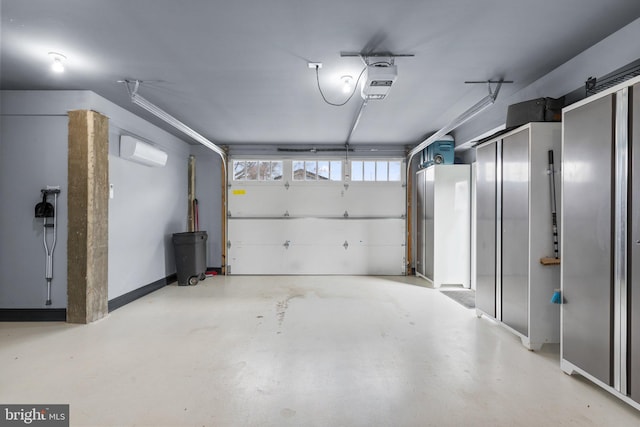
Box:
275;293;305;330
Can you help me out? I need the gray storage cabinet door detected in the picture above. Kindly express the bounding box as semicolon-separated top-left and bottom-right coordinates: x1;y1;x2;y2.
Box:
501;129;530;336
563;94;614;386
416;169;426;277
631;83;640;403
476;142;497;317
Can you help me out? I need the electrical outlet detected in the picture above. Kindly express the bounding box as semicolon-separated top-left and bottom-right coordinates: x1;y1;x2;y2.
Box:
308;62;322;69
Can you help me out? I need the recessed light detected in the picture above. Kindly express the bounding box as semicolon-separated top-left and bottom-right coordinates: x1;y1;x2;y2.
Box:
48;52;66;73
341;75;354;93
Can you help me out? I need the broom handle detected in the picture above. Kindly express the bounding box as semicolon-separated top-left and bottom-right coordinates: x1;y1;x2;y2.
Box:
548;150;559;259
193;199;199;232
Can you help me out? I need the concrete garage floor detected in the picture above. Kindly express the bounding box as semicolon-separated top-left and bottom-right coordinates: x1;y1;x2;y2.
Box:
2;276;640;426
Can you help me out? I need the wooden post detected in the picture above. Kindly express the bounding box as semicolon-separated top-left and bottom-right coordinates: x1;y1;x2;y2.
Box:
67;110;109;324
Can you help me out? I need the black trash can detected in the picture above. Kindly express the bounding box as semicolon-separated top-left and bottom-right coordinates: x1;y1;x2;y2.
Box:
172;231;208;286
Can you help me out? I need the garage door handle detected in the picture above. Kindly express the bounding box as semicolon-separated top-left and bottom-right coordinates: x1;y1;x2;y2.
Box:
284;240;290;249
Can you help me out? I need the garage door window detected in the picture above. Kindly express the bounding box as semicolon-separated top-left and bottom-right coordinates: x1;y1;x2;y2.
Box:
293;160;342;181
351;160;401;182
233;160;283;181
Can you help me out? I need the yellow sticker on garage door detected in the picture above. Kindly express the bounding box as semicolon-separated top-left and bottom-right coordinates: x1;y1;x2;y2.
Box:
232;189;246;195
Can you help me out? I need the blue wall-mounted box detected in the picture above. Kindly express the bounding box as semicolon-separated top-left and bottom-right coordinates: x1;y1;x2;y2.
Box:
420;139;455;168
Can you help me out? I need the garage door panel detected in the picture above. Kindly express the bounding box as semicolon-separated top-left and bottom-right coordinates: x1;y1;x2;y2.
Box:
286;243;344;274
289;219;347;244
228;219;289;244
230;184;349;217
286;184;347;215
228;218;405;275
343;185;405;217
229;218;404;245
227;159;406;275
343;219;406;245
229;184;289;217
284;244;404;275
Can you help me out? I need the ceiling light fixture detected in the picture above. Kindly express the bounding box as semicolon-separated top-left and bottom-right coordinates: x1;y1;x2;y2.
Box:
48;52;66;73
341;75;354;93
310;63;367;107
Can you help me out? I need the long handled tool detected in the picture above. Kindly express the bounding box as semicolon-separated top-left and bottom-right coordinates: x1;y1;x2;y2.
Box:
548;149;559;260
540;150;560;266
35;187;61;306
539;150;563;304
193;198;199;232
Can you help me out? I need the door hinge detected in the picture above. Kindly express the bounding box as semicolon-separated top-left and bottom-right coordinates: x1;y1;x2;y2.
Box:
284;240;291;249
343;240;349;250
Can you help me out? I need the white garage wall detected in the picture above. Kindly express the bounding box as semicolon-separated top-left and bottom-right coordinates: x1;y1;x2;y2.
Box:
107;123;190;300
0;115;69;308
0;90;193;308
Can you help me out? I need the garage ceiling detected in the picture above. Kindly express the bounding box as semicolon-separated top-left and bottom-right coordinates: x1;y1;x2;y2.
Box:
2;0;640;148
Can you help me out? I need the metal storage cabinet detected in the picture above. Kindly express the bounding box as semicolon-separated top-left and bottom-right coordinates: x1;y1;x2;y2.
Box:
474;122;561;350
475;142;497;316
562;95;613;385
416;167;426;278
561;76;640;410
501;129;530;336
415;164;470;288
632;80;640;404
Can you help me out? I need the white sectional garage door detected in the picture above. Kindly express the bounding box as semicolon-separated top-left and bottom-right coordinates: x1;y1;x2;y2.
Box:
227;158;406;275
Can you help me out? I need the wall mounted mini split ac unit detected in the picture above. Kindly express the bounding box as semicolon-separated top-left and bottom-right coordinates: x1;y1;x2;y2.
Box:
361;64;398;100
119;135;168;167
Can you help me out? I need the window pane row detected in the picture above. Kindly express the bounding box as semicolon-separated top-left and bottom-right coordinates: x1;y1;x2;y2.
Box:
232;160;401;182
234;161;283;180
350;161;401;181
293;160;342;181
